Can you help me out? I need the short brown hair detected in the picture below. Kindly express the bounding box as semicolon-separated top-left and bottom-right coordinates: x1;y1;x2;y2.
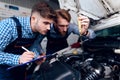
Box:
31;1;56;21
55;9;71;23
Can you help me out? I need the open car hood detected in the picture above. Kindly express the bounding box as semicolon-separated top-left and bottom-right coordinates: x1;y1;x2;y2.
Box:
76;0;120;19
58;0;120;31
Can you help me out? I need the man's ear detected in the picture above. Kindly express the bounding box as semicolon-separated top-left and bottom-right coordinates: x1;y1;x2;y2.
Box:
30;15;37;31
31;16;36;22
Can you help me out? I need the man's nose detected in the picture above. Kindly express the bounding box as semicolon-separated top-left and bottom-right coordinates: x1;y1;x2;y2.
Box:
47;25;50;30
63;27;67;31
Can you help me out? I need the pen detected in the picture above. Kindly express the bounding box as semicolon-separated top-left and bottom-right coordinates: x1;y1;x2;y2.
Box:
22;46;37;58
21;46;30;52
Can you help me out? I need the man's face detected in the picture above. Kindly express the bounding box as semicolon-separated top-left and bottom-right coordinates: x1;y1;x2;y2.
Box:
56;17;69;36
31;14;54;35
36;17;53;35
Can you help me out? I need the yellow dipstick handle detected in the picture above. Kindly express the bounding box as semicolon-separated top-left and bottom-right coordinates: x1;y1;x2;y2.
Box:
72;49;78;55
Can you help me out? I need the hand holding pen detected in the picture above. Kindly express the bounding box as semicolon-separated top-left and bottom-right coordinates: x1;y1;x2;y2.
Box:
20;46;46;65
19;46;35;64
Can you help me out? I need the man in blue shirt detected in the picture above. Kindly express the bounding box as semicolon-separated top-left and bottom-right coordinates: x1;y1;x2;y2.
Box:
0;2;56;80
46;9;96;54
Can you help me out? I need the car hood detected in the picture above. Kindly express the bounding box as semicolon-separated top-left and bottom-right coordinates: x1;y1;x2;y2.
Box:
58;0;120;30
77;0;120;19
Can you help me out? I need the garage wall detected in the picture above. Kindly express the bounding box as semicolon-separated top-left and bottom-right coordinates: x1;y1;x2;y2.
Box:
0;0;59;9
0;0;44;8
0;0;59;20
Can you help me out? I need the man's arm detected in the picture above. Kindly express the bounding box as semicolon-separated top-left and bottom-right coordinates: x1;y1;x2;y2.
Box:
0;18;20;66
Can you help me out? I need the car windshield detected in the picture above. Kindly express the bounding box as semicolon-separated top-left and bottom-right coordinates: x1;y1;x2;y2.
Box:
95;25;120;37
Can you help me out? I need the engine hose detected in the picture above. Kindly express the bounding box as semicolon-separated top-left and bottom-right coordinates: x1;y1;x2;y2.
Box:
83;71;100;80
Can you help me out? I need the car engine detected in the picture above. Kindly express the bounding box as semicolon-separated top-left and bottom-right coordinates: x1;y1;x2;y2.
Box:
32;37;120;80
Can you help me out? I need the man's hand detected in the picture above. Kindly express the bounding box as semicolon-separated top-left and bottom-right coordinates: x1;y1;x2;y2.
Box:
78;15;90;36
19;51;35;64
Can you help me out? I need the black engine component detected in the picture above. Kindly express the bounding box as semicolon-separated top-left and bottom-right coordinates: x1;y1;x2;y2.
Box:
32;60;81;80
82;36;120;52
81;59;105;80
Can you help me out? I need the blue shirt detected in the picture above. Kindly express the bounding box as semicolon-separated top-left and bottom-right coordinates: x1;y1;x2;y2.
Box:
0;16;38;66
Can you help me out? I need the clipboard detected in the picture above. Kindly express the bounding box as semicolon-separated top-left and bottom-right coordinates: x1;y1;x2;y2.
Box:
7;54;55;71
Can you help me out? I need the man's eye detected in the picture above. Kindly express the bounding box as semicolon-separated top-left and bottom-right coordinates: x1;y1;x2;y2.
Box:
44;22;50;25
58;25;68;27
59;25;64;27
